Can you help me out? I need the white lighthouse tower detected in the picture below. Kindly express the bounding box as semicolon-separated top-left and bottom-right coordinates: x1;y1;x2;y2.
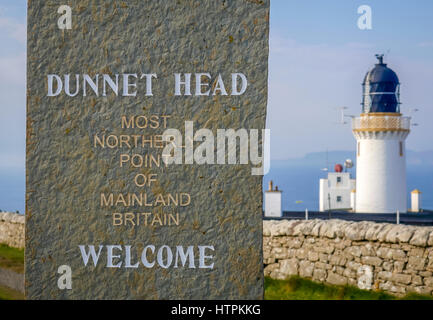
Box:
352;55;411;213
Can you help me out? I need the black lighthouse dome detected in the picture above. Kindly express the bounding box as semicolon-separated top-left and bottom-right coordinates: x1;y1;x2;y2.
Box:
362;54;400;113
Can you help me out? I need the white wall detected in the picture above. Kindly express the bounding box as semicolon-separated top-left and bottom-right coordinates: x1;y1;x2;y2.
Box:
265;191;282;217
354;131;408;213
411;192;421;212
319;172;355;211
351;191;356;211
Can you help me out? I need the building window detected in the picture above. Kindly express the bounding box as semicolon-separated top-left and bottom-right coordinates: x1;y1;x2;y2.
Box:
336;196;342;202
337;177;342;183
358;142;360;157
399;141;403;157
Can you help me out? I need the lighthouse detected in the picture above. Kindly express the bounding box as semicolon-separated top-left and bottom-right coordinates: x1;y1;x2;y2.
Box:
352;55;411;213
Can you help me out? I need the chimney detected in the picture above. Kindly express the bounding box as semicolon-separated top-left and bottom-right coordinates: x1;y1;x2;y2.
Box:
269;180;273;191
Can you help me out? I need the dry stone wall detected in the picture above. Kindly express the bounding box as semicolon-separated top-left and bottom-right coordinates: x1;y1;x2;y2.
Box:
0;212;24;249
264;219;433;296
3;215;433;296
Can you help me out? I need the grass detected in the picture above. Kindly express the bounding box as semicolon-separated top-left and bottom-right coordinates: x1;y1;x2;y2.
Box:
264;276;433;300
0;244;24;274
0;285;24;300
0;244;25;300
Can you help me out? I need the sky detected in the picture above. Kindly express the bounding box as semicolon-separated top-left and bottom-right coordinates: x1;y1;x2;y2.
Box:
0;1;26;170
0;0;432;171
268;0;433;159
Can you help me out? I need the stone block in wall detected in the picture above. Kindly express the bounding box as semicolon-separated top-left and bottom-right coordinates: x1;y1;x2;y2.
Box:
364;223;387;241
401;244;413;251
376;247;406;261
295;248;308;260
305;237;316;245
376;247;392;260
272;247;288;260
343;268;356;279
279;259;298;278
329;254;346;267
424;277;433;287
394;261;406;273
311;220;325;237
354;256;362;263
334;238;345;250
263;248;271;260
287;249;297;258
409;247;425;258
326;272;347;286
286;237;303;249
335;266;345;275
419;271;432;277
360;243;376;256
264;258;276;265
319;253;329;263
344;246;362;258
427;259;433;272
407;256;426;271
361;256;383;267
428;233;433;246
315;262;326;270
392;249;407;261
409;229;431;247
299;260;314;278
378;281;390;291
413;286;433;295
390;273;412;285
345;222;368;241
263;220;293;237
314;242;334;254
307;251;319;262
379;281;406;295
264;263;279;277
294;221;316;237
377;224;396;242
313;268;327;282
346;261;362;271
386;225;414;243
383;261;393;271
320;220;346;239
378;271;392;281
271;239;283;248
412;275;423;286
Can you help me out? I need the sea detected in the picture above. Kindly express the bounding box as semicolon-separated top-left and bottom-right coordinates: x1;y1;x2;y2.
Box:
0;167;25;214
0;154;432;214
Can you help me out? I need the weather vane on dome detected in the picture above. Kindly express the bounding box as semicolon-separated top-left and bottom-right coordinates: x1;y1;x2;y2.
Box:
375;53;385;65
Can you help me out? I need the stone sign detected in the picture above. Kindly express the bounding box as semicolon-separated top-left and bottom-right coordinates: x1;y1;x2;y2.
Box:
26;0;269;299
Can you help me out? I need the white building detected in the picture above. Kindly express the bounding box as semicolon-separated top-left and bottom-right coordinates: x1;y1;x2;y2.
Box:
352;55;410;213
411;189;422;213
264;181;282;217
319;169;356;212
